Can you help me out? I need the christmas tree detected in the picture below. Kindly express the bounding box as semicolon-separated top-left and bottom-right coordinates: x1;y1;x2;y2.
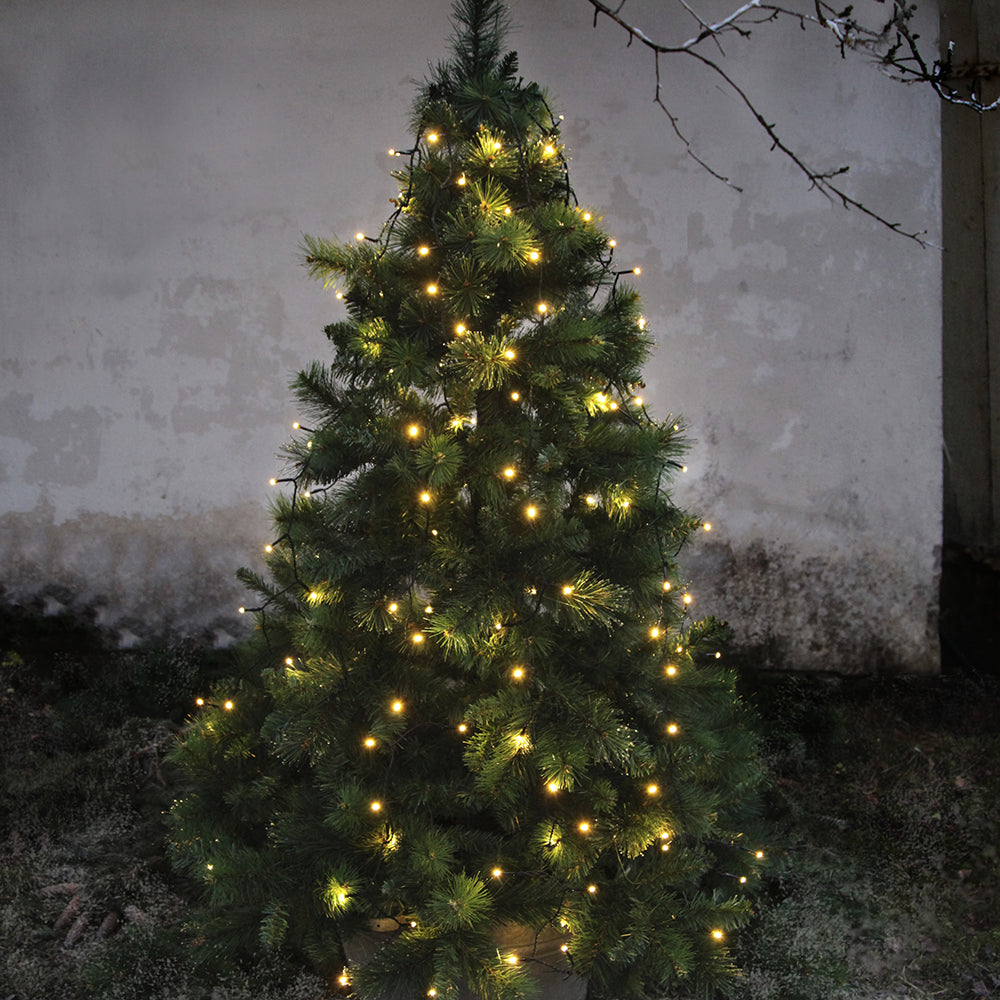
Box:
169;3;764;997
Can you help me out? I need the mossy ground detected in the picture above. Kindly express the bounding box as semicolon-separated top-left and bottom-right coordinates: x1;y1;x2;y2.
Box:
1;606;997;999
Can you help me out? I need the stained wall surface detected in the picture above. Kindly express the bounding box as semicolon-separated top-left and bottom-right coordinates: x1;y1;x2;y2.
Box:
0;0;941;668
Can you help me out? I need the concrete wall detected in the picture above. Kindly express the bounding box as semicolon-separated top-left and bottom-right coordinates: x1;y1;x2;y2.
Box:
0;0;941;669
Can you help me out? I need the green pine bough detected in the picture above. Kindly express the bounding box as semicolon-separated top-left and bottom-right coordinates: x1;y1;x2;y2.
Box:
169;2;765;997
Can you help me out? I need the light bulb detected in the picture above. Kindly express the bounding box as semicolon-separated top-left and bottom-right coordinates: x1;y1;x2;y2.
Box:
492;867;503;878
428;991;437;998
511;666;524;680
355;232;365;241
526;505;537;519
392;700;404;712
756;850;765;859
633;266;641;275
364;737;376;748
503;466;516;479
504;349;515;360
560;944;569;953
370;801;382;812
650;627;660;639
264;544;272;553
457;175;466;185
609;239;617;247
427;132;439;143
562;585;574;595
582;211;592;221
424;604;433;613
224;700;234;711
388;602;398;613
420;492;431;503
683;594;693;605
285;657;294;666
426;283;438;295
408;425;420;437
665;664;677;676
455;322;467;335
195;697;204;706
269;478;277;486
667;723;679;735
712;930;724;940
633;396;644;405
703;522;712;532
740;876;748;884
547;781;559;793
338;974;350;987
663;581;671;591
647;784;658;795
587;884;597;894
507;955;518;966
537;302;547;313
578;821;591;833
510;391;521;401
585;495;597;506
529;250;540;261
458;723;468;733
411;632;425;644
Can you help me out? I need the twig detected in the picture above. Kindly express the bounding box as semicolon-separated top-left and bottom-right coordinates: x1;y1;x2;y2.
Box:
582;0;993;246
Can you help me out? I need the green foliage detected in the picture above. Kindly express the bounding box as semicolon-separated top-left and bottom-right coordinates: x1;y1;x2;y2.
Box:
169;3;765;998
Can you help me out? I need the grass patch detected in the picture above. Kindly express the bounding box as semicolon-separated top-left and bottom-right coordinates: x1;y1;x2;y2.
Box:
1;606;998;998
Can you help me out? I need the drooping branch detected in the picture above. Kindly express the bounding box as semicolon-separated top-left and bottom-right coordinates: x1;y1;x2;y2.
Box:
584;0;997;247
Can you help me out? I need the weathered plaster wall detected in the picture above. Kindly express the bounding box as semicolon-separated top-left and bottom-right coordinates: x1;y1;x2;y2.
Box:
0;0;941;668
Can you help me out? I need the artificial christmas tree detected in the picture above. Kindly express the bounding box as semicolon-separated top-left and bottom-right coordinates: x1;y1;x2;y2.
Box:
169;3;764;998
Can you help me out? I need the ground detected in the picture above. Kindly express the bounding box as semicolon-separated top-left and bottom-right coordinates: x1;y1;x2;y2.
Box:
0;606;998;999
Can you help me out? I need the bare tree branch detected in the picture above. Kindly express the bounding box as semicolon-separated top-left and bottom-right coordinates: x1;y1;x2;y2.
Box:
583;0;997;247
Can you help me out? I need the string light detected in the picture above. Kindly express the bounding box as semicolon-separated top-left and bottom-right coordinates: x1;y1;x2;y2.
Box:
666;723;679;735
663;581;671;591
511;666;525;680
650;626;661;639
703;522;713;532
547;781;559;793
370;801;382;812
195;697;204;707
537;302;547;313
506;955;519;966
646;783;659;795
526;505;537;519
510;391;521;401
578;821;591;833
457;174;467;186
338;972;350;988
426;283;438;295
503;466;516;479
411;632;425;644
364;737;377;748
529;250;540;261
587;884;597;894
492;867;503;878
562;585;574;595
560;944;569;953
457;723;468;733
355;232;365;241
585;495;597;506
420;492;432;503
712;929;725;941
683;594;693;605
427;132;439;143
223;700;234;711
455;322;467;335
504;348;515;360
388;602;398;613
665;664;677;677
408;424;421;437
582;212;592;222
391;700;404;713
